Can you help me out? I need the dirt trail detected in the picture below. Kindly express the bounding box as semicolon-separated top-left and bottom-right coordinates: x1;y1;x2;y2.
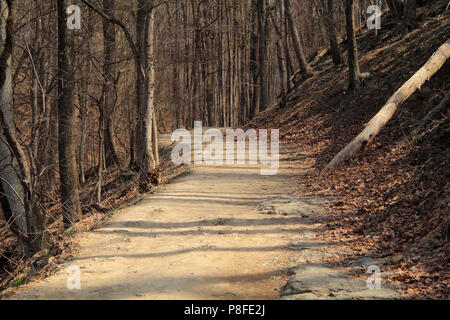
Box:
5;135;398;300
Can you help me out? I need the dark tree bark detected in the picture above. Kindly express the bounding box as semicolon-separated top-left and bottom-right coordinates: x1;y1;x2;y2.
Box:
102;0;122;168
403;0;418;31
257;0;267;111
284;0;312;77
249;0;259;118
345;0;361;90
78;67;89;185
280;2;293;90
326;0;342;65
386;0;401;21
387;0;417;30
57;0;82;227
269;10;286;106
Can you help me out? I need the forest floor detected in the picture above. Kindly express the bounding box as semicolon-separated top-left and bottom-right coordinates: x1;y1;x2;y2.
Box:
2;136;399;299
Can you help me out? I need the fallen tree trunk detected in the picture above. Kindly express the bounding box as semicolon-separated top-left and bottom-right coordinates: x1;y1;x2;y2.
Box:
325;39;450;170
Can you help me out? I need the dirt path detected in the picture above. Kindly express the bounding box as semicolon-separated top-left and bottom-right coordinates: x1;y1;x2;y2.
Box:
5;136;398;300
5;139;310;299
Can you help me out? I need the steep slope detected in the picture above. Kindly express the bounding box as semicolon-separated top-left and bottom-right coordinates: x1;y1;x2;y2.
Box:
249;3;449;299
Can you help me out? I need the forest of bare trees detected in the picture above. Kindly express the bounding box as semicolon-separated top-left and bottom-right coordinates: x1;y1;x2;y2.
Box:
1;0;422;255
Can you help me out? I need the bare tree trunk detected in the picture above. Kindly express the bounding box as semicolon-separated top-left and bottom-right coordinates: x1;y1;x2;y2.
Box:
275;39;286;107
326;39;450;169
135;0;156;173
96;108;104;203
269;10;286;106
57;0;82;227
326;0;342;65
403;0;418;31
346;0;361;90
279;2;293;91
78;80;89;185
386;0;401;21
284;0;312;77
79;31;93;186
102;0;121;168
249;0;259;118
147;8;159;167
152;108;160;166
257;0;267;111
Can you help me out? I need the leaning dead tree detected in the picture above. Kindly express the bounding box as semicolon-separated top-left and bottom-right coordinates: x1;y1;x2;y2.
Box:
326;39;450;170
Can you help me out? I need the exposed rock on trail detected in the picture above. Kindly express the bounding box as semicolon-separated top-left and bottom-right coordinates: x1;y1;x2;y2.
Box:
257;196;339;217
